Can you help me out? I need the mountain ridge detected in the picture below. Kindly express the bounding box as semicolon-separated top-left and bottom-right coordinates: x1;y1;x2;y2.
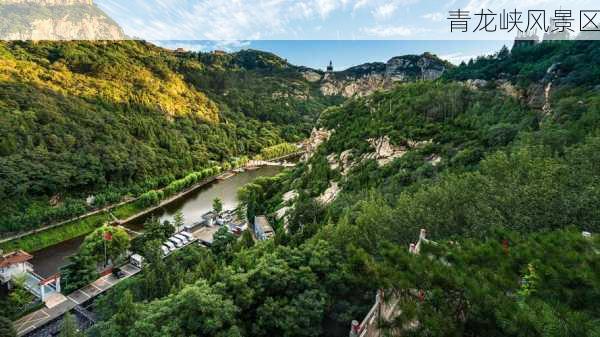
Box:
0;0;124;39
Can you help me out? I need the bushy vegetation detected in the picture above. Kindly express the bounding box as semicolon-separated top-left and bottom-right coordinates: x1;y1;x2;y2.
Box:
226;40;600;336
6;40;600;337
0;211;110;253
60;225;130;293
372;229;600;337
445;41;600;88
0;40;334;235
257;142;299;160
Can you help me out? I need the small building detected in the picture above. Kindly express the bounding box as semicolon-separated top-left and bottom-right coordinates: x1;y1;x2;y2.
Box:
254;216;274;241
1;250;61;301
0;250;33;285
202;211;217;226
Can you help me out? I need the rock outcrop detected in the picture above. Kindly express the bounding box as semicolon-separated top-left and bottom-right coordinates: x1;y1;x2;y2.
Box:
317;181;340;205
320;53;450;97
0;0;125;40
302;128;331;161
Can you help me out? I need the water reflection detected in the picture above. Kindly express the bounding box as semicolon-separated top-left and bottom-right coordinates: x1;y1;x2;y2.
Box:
29;166;282;277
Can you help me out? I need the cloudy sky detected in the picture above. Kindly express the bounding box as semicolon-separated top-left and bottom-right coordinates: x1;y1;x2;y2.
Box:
97;0;598;40
94;0;598;69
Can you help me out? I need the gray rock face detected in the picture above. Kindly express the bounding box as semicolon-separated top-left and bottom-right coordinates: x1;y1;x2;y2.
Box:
320;53;450;97
0;0;125;40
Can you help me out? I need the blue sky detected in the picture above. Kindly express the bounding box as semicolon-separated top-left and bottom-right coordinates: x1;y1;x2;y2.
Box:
93;0;598;69
156;40;508;70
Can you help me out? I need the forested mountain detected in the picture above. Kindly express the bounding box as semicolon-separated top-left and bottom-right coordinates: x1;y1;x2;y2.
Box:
221;40;599;336
0;41;339;234
3;39;600;337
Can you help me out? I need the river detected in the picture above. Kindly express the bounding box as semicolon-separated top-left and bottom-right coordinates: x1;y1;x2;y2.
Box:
29;166;282;278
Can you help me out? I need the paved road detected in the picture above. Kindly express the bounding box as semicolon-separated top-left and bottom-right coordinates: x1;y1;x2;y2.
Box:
14;264;141;336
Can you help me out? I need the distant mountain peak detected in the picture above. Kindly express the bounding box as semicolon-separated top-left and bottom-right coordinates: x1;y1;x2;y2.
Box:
0;0;124;40
319;53;453;97
0;0;93;5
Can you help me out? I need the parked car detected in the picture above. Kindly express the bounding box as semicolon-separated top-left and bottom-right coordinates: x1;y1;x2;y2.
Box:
130;254;144;269
164;241;176;251
180;231;194;241
161;245;170;256
112;268;126;279
174;234;189;244
169;237;184;248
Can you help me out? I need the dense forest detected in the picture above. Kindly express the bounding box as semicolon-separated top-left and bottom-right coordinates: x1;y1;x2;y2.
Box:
2;39;600;337
0;41;338;235
48;39;600;337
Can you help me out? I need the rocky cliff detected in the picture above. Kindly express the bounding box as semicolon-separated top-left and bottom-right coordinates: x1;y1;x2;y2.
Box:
319;53;451;97
0;0;124;40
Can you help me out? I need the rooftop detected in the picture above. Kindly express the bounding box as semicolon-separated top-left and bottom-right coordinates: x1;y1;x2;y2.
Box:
255;216;274;233
0;250;33;268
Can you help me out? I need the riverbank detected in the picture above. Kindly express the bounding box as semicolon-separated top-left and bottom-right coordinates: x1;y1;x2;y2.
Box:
0;151;302;254
0;174;220;253
0;212;110;253
116;176;217;226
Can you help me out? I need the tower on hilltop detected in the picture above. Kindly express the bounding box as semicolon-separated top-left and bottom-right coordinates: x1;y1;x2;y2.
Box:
326;60;333;73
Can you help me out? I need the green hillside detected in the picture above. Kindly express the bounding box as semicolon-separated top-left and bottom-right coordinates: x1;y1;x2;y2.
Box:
0;41;337;234
225;40;600;336
2;40;600;337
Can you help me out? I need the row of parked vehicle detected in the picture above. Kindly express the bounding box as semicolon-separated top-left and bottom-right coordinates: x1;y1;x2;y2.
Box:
160;231;195;256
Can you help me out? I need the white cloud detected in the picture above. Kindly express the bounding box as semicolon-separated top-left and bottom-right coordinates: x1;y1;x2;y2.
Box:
372;3;397;20
315;0;338;17
152;40;252;53
353;0;371;12
439;52;478;64
360;24;414;37
422;12;444;21
99;0;427;40
463;0;572;11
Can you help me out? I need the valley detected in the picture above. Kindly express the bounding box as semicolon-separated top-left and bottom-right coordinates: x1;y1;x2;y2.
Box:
0;38;599;337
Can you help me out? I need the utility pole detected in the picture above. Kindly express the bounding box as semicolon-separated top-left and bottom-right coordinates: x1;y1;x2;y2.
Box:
103;238;107;268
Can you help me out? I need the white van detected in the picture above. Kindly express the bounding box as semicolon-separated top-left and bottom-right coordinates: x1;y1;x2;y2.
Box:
174;234;189;244
164;241;176;251
169;236;184;248
180;231;194;241
160;245;170;256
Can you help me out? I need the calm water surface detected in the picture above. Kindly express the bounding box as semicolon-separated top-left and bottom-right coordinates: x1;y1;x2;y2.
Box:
29;166;281;277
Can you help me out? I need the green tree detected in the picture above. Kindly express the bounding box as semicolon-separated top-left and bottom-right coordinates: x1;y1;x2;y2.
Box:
173;211;185;230
99;281;241;337
130;218;175;253
239;229;255;249
81;225;130;267
60;247;98;293
212;197;223;215
7;275;34;313
59;313;83;337
0;316;16;337
112;290;138;335
211;227;236;260
140;240;172;300
371;230;600;337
